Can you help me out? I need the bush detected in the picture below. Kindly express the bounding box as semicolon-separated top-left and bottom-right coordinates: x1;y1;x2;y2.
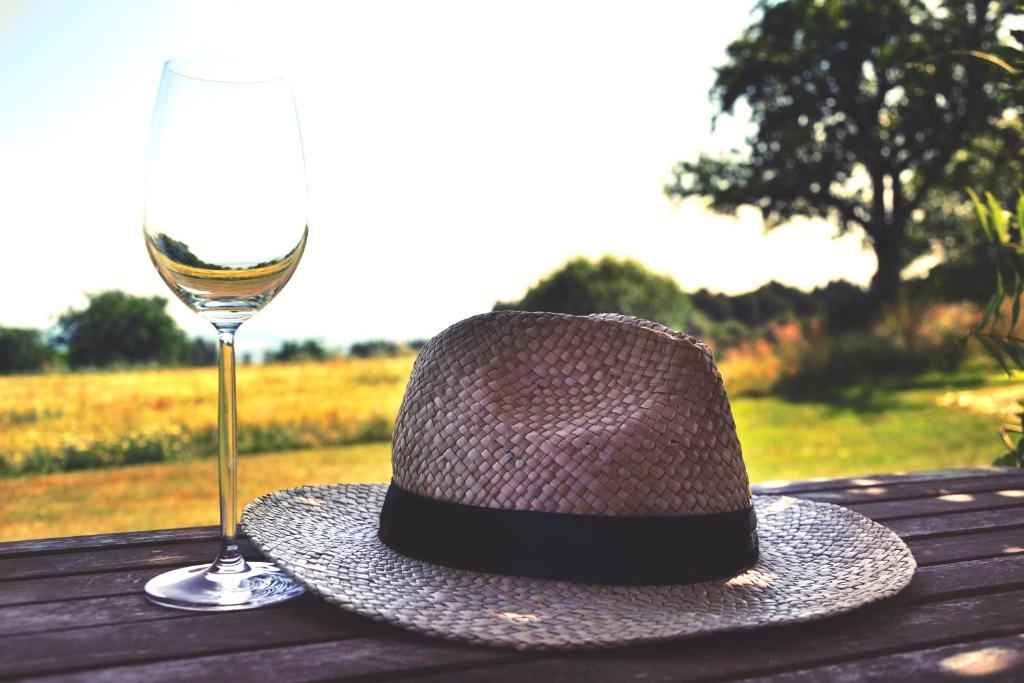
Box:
496;256;703;334
266;339;329;363
782;302;975;393
705;319;751;352
717;337;784;397
716;302;978;397
0;328;55;374
183;337;217;366
56;291;189;369
349;340;401;358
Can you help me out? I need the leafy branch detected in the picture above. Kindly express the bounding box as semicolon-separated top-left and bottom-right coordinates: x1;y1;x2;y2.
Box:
968;188;1024;466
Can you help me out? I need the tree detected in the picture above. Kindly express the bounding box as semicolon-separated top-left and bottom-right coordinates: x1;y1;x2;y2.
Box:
690;279;867;334
56;291;189;368
183;337;218;366
0;328;55;374
495;256;701;333
348;340;400;358
266;339;329;363
666;0;1022;305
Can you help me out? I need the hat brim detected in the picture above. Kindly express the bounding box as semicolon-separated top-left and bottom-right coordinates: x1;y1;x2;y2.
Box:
242;484;915;651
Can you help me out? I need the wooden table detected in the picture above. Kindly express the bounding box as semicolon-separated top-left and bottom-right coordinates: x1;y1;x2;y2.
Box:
2;467;1024;681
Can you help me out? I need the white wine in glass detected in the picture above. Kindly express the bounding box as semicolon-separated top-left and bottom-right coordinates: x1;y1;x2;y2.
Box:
142;56;307;610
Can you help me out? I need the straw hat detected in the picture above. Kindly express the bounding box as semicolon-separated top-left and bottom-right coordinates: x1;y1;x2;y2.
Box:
243;311;915;650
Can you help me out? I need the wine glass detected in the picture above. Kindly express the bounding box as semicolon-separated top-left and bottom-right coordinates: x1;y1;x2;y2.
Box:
142;56;307;610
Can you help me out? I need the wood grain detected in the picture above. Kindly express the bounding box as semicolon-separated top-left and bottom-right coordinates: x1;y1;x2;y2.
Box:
751;468;1012;495
403;590;1024;683
734;632;1024;682
1;468;1022;682
908;529;1024;565
0;538;262;582
848;489;1024;520
0;568;155;607
0;527;220;559
773;471;1024;506
0;596;382;678
28;636;518;683
886;507;1024;539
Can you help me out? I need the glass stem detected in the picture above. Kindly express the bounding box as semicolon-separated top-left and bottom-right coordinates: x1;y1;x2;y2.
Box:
211;327;246;574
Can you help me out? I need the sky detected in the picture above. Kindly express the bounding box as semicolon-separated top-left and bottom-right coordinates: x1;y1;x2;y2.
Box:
0;0;878;352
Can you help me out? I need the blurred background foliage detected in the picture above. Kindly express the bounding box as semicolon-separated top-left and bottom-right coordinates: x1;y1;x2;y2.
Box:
494;256;699;333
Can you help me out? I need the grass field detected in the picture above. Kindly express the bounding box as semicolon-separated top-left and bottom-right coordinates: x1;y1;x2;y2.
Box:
0;356;415;475
0;444;392;540
0;368;1012;541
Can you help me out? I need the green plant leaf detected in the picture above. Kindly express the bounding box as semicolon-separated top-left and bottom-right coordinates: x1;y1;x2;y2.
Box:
994;452;1017;466
995;337;1024;370
1001;425;1017;451
968;188;995;242
1012;269;1022;334
993;270;1006;329
1016;191;1024;241
986;191;1009;243
969;49;1019;74
979;288;1002;332
979;335;1012;376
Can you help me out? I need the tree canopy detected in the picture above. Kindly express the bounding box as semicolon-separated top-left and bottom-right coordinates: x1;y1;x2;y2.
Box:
495;256;700;333
266;339;329;363
56;291;190;369
0;328;55;374
666;0;1022;304
692;279;864;327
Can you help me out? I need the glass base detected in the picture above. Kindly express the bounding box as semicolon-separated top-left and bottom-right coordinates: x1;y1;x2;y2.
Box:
145;560;305;611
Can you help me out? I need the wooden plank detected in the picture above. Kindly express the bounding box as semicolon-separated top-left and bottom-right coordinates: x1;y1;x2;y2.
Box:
0;596;391;678
2;485;1017;584
0;527;219;558
752;468;1012;495
0;504;1019;626
909;529;1024;566
0;513;997;607
0;594;198;637
2;528;1021;676
848;490;1024;521
0;569;155;607
0;470;1018;681
5;553;1022;667
783;473;1024;507
21;588;1024;682
29;636;516;683
886;508;1024;539
403;589;1024;683
733;632;1024;682
0;539;263;582
0;542;215;582
894;554;1024;605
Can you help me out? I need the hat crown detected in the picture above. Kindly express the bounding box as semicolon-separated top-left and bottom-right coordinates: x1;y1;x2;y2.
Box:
392;311;750;516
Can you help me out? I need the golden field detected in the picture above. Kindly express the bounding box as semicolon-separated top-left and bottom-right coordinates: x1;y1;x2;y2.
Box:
0;443;394;540
0;356;415;475
0;354;1011;540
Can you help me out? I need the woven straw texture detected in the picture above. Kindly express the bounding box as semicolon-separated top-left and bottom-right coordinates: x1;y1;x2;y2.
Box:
244;486;917;650
242;311;916;650
393;311;749;516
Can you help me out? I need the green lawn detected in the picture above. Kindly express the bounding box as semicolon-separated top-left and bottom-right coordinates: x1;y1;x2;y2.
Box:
734;377;1003;483
0;371;1011;541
